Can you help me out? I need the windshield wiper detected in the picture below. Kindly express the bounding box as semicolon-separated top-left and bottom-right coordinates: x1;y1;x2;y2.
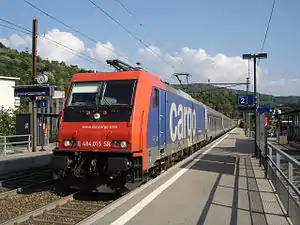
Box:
96;82;114;109
95;83;105;109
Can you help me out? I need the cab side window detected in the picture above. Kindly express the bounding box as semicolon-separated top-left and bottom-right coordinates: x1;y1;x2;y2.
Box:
153;88;159;108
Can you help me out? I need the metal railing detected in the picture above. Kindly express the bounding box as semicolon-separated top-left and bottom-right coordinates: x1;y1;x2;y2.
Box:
0;134;32;156
259;138;300;224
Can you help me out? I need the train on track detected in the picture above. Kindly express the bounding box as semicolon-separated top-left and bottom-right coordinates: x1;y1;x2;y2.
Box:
52;59;238;191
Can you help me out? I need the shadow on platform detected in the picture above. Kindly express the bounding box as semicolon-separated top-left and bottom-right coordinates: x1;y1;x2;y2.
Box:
185;137;287;225
180;138;254;175
217;138;255;156
185;154;236;175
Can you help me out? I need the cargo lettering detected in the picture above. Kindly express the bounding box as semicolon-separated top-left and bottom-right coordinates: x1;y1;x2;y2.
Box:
170;102;196;142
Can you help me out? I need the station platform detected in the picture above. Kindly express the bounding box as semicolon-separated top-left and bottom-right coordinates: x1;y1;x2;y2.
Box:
0;145;54;176
79;128;292;225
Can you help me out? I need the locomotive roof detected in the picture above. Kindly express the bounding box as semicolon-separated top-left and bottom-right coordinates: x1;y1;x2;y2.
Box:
71;70;142;81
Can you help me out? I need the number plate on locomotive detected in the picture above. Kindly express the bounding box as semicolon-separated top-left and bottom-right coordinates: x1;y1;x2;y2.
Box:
77;140;111;147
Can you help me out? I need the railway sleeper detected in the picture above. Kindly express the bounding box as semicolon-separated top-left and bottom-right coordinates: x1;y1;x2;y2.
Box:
68;203;102;210
47;212;87;219
59;206;96;213
33;218;74;225
71;201;106;207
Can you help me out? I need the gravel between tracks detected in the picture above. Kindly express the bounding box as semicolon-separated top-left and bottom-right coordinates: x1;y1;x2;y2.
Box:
17;192;127;225
0;188;66;224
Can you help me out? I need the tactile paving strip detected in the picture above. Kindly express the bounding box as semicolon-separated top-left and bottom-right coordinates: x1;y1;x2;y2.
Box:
244;157;268;225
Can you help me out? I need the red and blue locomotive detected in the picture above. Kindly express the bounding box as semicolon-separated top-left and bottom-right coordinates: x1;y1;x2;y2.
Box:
52;59;235;191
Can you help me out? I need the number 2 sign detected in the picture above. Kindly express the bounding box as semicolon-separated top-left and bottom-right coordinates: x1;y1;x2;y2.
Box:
238;96;248;105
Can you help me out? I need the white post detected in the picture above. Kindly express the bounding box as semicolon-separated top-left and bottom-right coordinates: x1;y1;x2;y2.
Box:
3;136;6;156
28;135;31;152
276;152;280;177
288;162;293;195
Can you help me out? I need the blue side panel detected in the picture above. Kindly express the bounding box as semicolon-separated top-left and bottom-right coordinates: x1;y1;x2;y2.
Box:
165;91;205;145
194;102;205;135
146;87;159;149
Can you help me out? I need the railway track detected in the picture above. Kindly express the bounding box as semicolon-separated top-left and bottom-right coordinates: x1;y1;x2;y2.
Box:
0;158;138;225
0;166;50;180
1;188;131;225
0;167;54;199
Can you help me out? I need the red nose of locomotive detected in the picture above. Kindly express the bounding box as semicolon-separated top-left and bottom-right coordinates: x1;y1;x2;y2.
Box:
56;77;137;153
58;121;131;152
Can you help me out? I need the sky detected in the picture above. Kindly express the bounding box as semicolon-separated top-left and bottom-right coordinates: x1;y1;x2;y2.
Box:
0;0;299;96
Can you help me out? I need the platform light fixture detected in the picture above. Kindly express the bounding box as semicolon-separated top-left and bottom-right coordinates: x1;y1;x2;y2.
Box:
242;52;268;158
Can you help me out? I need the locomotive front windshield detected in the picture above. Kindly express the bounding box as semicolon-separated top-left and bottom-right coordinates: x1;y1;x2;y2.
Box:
63;79;136;122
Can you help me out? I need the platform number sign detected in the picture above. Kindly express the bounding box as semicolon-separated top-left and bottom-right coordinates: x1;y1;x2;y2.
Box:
36;99;47;108
238;95;247;105
240;97;246;104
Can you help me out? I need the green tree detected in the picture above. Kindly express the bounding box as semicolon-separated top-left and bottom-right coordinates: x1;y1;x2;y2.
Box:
0;107;16;136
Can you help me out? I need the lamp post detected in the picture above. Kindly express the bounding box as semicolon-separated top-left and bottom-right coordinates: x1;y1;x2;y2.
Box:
242;53;267;157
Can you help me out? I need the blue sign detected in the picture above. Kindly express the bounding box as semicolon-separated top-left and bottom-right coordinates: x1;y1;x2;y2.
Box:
36;99;47;108
237;95;254;106
14;85;54;97
247;95;254;105
257;107;275;113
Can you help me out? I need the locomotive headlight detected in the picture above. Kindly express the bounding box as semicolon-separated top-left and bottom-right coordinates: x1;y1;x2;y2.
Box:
113;140;119;147
112;140;128;148
94;112;101;120
63;140;71;147
120;141;127;148
63;140;76;147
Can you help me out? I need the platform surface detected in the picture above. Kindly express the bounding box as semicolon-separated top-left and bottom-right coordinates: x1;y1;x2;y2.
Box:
0;145;53;176
0;143;55;160
80;128;292;225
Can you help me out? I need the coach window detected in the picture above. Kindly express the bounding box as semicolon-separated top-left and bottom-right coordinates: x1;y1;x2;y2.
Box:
153;88;159;108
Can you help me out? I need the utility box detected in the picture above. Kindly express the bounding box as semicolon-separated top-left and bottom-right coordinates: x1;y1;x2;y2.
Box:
278;135;288;145
16;114;31;135
14;113;31;144
15;113;50;147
